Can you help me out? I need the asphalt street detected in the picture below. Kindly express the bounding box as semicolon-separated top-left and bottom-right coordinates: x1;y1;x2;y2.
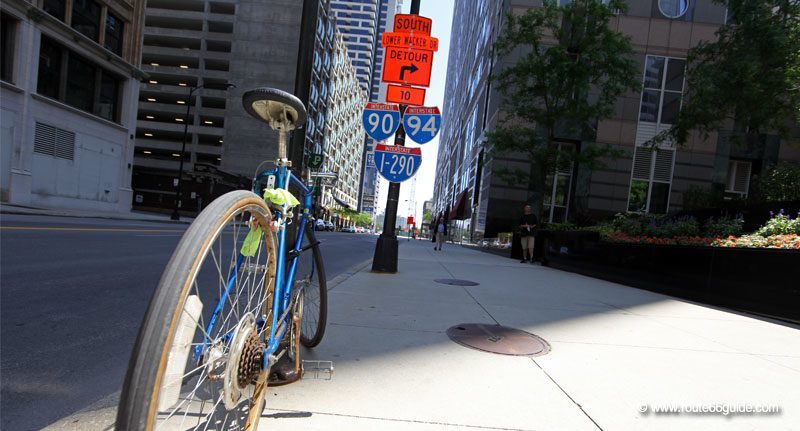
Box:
0;214;377;431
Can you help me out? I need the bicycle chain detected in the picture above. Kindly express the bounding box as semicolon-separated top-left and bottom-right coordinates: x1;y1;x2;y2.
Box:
237;331;265;388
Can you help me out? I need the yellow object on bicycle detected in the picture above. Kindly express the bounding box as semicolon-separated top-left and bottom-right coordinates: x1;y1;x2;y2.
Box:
241;226;263;257
263;188;300;208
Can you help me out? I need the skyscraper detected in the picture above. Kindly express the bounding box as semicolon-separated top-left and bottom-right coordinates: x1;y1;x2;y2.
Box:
131;0;305;215
328;0;379;93
344;0;402;214
328;0;386;215
433;0;800;242
308;0;369;222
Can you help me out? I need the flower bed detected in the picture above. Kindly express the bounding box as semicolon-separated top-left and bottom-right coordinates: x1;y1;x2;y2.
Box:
603;232;800;249
712;234;800;249
527;210;800;321
592;210;800;250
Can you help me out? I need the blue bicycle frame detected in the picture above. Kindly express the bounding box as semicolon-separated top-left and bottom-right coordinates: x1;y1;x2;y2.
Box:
256;166;314;359
197;165;315;366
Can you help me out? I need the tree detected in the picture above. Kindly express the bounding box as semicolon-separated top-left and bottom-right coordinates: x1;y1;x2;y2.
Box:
423;209;432;223
660;0;800;145
333;208;373;227
488;0;640;216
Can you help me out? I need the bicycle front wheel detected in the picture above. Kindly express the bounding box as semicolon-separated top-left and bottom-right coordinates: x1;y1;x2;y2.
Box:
117;190;278;431
292;223;327;347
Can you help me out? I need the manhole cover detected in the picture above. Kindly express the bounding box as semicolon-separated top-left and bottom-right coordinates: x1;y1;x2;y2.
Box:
446;324;550;356
434;279;479;286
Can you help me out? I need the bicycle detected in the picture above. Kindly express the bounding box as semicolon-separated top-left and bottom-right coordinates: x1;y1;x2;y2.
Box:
117;88;327;430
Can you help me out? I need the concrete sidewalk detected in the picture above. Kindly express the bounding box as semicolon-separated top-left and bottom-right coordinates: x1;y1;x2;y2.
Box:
45;239;800;430
0;203;191;224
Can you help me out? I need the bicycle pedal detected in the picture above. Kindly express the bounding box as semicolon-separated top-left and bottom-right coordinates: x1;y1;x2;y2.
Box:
301;360;334;380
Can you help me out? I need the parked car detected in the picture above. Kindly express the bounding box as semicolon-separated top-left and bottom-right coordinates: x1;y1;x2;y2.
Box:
341;226;356;233
314;219;326;231
325;221;334;231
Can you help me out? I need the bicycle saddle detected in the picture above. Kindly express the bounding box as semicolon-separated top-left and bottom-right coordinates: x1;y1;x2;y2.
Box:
242;87;308;131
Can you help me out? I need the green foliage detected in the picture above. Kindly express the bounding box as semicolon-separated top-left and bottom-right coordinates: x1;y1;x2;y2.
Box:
543;222;577;231
703;216;744;238
610;213;700;237
750;162;800;202
487;0;639;194
660;0;800;145
423;209;432;223
756;210;800;236
333;208;373;227
644;217;700;238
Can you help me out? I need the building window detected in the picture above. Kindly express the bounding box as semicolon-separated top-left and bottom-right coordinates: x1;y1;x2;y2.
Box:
37;37;62;99
627;147;675;213
659;0;689;19
37;36;121;122
71;0;101;41
65;52;95;112
97;71;119;121
1;13;16;83
42;0;66;21
104;11;124;55
725;160;751;197
640;56;685;125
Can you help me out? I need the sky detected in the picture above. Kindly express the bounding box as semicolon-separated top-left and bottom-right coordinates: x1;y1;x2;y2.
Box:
374;0;455;224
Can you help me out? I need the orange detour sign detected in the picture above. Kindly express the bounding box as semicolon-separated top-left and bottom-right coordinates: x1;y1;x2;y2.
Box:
386;84;426;106
393;14;432;35
382;47;433;87
381;32;439;52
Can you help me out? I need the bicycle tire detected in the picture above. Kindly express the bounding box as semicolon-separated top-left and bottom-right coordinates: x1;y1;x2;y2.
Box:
293;225;327;347
116;190;278;431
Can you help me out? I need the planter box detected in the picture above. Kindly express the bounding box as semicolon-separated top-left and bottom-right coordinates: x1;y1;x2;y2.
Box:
541;234;800;322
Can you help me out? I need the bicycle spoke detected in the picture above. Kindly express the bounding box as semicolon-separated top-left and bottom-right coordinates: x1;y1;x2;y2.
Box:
133;195;284;430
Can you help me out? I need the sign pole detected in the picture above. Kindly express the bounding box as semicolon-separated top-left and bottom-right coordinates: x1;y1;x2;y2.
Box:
372;0;421;273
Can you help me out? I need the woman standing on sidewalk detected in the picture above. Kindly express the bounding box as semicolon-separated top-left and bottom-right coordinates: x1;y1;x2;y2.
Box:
519;204;538;263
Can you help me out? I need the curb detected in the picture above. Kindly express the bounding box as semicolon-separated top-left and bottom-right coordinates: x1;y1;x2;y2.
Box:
0;207;193;225
327;257;373;291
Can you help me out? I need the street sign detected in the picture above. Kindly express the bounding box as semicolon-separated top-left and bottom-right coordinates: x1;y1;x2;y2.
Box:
308;153;324;170
393;14;432;35
402;106;441;144
374;144;422;183
381;32;439;51
382;47;433;87
386;84;426;106
407;216;414;225
362;102;401;141
366;152;375;168
363;206;374;214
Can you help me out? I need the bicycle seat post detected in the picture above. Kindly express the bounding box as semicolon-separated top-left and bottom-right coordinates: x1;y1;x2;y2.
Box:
276;129;290;168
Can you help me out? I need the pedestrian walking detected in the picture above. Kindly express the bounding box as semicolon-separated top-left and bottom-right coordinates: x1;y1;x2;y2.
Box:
519;204;538;263
434;218;446;251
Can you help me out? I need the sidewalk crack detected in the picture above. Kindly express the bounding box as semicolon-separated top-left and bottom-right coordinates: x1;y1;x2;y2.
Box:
530;358;604;431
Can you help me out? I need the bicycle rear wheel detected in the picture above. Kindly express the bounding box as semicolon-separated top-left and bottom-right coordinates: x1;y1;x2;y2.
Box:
117;190;277;431
292;223;327;347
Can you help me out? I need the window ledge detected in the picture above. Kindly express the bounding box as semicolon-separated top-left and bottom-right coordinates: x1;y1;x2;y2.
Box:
27;3;147;79
31;93;128;132
1;80;24;93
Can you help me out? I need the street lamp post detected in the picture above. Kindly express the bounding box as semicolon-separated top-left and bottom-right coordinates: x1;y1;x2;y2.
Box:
171;82;234;221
